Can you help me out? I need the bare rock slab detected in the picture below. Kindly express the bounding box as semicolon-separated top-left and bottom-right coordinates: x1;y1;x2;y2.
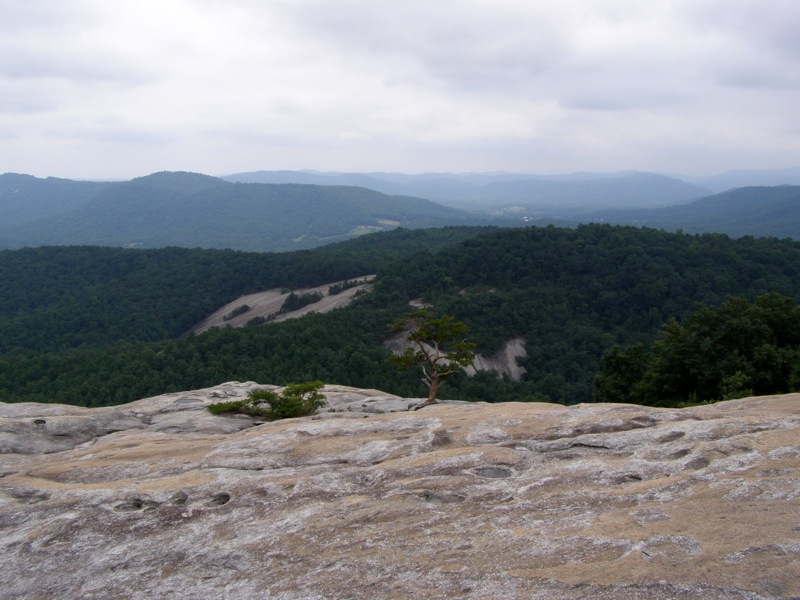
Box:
1;384;799;599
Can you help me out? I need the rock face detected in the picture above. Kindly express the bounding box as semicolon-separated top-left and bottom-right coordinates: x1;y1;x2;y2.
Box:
188;276;375;335
1;383;799;599
384;335;527;382
465;337;527;382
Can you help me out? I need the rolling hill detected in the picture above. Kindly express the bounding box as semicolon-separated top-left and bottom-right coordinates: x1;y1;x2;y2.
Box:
223;170;712;211
0;173;110;227
3;224;800;407
683;166;800;193
0;171;489;251
4;171;800;251
592;186;800;239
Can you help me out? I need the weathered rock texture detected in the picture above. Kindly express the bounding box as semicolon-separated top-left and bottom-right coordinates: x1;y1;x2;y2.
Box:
464;337;527;382
188;276;375;335
384;335;528;382
1;383;799;599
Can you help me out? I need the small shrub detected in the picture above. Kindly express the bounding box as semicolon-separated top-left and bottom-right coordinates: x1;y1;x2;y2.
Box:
223;304;251;321
720;371;753;400
280;292;323;313
207;400;248;414
207;381;326;420
328;279;367;295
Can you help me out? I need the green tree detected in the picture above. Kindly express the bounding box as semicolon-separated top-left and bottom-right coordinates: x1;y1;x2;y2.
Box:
595;293;800;406
387;309;476;409
208;381;326;420
593;344;649;404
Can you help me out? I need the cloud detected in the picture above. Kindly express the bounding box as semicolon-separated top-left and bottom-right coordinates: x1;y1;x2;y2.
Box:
0;0;798;178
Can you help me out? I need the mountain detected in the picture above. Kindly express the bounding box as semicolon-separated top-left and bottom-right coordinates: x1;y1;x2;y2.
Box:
4;224;800;407
0;173;109;227
0;227;493;355
683;166;800;193
223;170;712;211
474;172;710;210
592;186;800;239
0;171;487;251
5;170;799;251
2;382;799;599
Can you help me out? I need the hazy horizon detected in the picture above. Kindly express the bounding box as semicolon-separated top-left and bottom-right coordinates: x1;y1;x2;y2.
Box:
5;165;800;185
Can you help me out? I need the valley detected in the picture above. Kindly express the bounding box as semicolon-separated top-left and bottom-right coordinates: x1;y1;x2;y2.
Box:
2;170;800;252
2;223;799;408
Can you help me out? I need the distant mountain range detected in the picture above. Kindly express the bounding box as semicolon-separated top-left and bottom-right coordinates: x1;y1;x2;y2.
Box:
1;168;800;250
590;185;800;239
681;166;800;193
0;171;486;251
222;170;713;212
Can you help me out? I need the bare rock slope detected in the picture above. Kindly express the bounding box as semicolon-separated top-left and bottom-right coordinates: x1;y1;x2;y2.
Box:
1;383;799;599
188;276;375;335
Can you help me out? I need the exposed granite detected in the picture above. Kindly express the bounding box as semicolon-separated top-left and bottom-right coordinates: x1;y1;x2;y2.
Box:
1;383;798;599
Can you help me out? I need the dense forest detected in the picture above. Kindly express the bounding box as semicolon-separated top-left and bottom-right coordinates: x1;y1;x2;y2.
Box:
594;185;800;239
594;292;800;406
1;224;800;407
0;227;494;353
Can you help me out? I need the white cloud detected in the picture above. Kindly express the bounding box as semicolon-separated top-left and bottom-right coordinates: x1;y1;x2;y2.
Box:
0;0;798;178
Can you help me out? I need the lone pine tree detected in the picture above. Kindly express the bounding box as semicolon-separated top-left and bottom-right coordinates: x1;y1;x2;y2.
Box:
388;309;477;409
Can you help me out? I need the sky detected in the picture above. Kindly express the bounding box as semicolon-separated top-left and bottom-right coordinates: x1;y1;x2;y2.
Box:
1;0;799;180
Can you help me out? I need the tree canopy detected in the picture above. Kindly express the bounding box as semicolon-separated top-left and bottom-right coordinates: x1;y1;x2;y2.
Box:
3;224;800;408
594;293;800;405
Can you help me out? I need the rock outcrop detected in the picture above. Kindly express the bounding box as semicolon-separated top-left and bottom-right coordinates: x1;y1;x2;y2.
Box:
1;383;799;599
188;276;375;335
384;335;527;382
464;337;527;382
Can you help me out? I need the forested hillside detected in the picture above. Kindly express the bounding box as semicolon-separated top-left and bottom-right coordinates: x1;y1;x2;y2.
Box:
594;185;800;239
0;173;110;227
0;172;489;251
2;225;800;407
225;173;800;239
0;227;493;353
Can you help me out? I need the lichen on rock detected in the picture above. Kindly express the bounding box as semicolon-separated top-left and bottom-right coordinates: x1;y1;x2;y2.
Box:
1;383;799;599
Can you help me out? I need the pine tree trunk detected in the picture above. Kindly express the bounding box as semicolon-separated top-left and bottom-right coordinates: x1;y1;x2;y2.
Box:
426;378;440;404
412;378;440;410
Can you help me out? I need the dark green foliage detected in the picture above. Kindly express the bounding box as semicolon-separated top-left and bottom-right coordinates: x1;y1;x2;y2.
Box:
223;305;251;321
370;224;800;404
4;224;800;408
328;279;369;295
206;400;247;414
388;309;477;405
595;293;800;405
592;344;650;405
599;186;800;239
0;228;488;354
207;381;326;420
280;292;323;313
0;307;409;406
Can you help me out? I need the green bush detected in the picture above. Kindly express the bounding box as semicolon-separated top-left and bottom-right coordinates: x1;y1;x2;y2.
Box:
328;279;367;295
594;293;800;406
207;400;248;414
280;292;323;313
207;381;326;420
223;304;251;321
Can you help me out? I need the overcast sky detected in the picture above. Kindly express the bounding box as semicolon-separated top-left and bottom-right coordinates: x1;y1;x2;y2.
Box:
1;0;799;179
